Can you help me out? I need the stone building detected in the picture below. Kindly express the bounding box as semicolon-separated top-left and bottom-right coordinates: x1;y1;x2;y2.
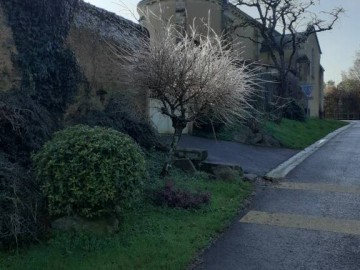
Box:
137;0;325;119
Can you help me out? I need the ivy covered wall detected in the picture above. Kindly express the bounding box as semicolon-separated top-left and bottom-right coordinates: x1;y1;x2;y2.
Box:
0;0;83;113
0;0;154;248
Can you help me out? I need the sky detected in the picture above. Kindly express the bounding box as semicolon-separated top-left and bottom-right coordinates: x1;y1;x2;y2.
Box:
85;0;360;85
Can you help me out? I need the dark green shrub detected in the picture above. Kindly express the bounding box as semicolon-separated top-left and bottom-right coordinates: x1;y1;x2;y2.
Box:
0;155;47;249
32;125;146;218
194;112;225;133
283;99;306;122
194;119;225;133
66;99;159;149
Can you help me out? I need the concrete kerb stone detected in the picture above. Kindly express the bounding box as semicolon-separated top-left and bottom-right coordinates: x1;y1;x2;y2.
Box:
265;121;354;180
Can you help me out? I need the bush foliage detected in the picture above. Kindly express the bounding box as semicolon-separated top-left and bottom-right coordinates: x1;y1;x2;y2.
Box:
0;156;47;249
66;98;159;149
283;99;306;122
154;181;211;209
0;0;83;248
33;125;146;218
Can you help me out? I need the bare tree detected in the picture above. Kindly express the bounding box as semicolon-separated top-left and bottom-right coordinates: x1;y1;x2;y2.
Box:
232;0;343;99
116;17;255;175
344;50;360;82
333;51;360;119
340;50;360;94
325;50;360;120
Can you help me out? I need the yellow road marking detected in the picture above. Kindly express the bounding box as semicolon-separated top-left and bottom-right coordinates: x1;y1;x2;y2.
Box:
240;211;360;236
274;182;360;194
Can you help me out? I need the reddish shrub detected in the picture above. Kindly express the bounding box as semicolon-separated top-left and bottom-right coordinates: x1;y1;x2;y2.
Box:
154;181;211;209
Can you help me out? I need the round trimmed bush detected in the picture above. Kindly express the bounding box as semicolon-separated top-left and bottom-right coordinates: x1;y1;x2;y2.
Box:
32;125;146;218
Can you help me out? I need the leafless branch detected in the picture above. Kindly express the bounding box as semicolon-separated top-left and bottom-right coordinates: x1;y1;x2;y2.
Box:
111;10;258;174
232;0;343;97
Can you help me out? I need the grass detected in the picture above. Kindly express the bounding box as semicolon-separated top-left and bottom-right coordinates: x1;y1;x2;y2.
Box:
0;151;251;270
194;118;348;150
265;118;348;149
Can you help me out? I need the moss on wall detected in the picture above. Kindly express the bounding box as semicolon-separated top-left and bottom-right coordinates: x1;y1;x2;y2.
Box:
0;0;86;248
0;1;156;247
0;0;84;114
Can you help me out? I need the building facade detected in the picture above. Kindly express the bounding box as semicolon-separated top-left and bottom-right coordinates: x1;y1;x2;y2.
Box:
138;0;324;126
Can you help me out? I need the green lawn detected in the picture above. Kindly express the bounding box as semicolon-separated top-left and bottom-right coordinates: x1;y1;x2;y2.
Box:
0;152;251;270
265;118;348;149
194;118;348;150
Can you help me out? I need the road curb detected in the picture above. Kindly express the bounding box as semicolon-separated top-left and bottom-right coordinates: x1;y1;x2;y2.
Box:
264;121;354;180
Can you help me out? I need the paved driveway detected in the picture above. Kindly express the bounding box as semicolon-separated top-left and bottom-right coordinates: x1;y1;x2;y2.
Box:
194;121;360;270
173;135;298;176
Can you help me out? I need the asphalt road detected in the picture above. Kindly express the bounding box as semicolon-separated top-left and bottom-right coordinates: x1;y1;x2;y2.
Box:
194;121;360;270
176;136;298;176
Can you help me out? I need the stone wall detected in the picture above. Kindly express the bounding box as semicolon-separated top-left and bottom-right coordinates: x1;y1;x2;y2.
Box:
62;2;157;149
0;1;147;116
0;0;155;246
66;1;147;117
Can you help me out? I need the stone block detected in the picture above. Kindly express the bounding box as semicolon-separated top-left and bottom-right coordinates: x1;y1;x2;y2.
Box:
252;133;263;144
243;173;258;182
263;134;281;147
174;148;208;161
233;133;249;144
200;162;243;181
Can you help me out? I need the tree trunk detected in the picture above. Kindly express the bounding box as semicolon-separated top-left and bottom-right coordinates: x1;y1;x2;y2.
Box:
272;72;288;123
161;123;186;177
279;73;288;98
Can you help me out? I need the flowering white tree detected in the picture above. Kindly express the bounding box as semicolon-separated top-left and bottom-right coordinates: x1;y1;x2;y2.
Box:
118;17;256;175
